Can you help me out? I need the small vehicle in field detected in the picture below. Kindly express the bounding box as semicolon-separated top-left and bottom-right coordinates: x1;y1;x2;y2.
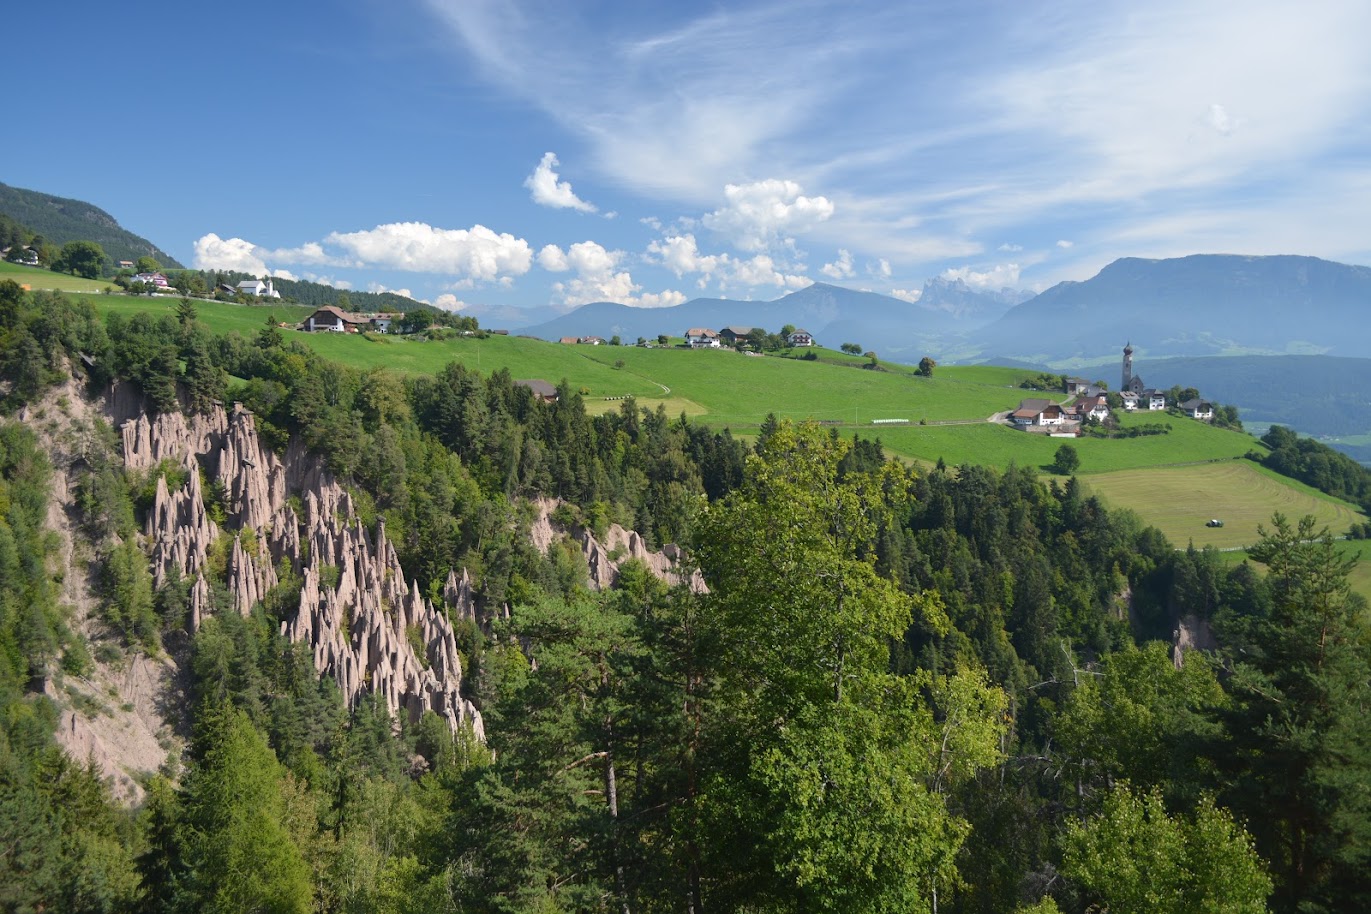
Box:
1206;518;1224;528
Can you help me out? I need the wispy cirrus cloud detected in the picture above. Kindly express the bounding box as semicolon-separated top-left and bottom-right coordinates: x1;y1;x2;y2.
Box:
420;0;1371;286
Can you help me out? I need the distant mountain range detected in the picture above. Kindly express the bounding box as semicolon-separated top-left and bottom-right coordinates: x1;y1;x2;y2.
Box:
972;254;1371;364
522;278;1026;355
524;254;1371;368
0;182;182;268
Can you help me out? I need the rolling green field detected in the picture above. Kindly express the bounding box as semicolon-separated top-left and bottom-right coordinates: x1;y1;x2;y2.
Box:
97;294;314;336
1340;539;1371;603
0;260;118;293
78;294;1261;470
70;293;1368;566
1080;461;1364;550
865;408;1259;472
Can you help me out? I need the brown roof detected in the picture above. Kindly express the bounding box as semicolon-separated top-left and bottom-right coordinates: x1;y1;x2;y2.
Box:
685;328;718;337
559;336;580;344
311;304;369;324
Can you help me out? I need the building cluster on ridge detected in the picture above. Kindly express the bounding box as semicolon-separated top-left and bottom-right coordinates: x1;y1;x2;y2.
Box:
1008;342;1214;436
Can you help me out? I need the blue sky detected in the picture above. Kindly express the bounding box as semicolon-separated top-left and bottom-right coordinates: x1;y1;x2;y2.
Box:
6;0;1371;319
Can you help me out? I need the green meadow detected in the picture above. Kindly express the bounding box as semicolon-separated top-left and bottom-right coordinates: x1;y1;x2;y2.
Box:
73;293;1369;569
96;294;313;336
79;294;1258;470
0;260;119;293
1339;539;1371;604
1080;460;1364;550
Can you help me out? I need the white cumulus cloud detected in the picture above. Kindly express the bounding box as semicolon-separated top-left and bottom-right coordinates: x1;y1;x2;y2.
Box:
268;241;337;265
646;234;724;279
646;233;811;292
891;288;923;302
821;249;855;279
941;262;1022;290
325;222;533;279
302;273;353;290
525;152;598;212
729;254;811;290
1056;239;1074;249
537;244;570;272
540;239;683;308
433;293;467;311
701;179;834;252
366;282;415;298
193;233;269;274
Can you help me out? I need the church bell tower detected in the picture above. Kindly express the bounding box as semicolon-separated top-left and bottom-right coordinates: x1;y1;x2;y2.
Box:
1122;342;1134;391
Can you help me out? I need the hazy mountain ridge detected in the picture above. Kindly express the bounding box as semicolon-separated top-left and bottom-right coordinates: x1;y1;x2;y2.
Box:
522;281;1009;350
0;181;183;267
972;254;1371;363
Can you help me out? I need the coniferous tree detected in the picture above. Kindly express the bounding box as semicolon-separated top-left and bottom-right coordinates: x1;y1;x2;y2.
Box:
1211;514;1371;912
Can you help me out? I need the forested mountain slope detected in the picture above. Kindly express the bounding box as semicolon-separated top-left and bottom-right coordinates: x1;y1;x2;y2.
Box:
1;280;1368;912
0;181;182;267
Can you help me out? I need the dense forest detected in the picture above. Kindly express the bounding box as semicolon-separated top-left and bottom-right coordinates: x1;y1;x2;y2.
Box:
0;281;1369;912
1259;424;1371;512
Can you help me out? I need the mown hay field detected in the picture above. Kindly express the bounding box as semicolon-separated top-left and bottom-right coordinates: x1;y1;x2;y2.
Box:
1081;460;1364;550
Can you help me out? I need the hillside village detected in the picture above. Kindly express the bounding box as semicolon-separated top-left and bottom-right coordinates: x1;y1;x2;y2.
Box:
1008;342;1221;435
556;324;819;350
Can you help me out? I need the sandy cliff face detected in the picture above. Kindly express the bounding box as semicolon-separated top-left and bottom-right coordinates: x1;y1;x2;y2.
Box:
25;381;701;802
18;380;181;804
134;397;485;741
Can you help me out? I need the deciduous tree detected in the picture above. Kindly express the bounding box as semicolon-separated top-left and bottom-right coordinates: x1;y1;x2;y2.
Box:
52;240;106;279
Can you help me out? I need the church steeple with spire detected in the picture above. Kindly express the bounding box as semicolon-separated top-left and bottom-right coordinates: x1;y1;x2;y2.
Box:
1122;342;1134;391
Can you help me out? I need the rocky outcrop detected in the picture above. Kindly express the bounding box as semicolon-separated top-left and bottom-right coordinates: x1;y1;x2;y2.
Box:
147;470;216;590
1172;613;1217;668
121;400;483;739
531;498;705;593
121;403;227;473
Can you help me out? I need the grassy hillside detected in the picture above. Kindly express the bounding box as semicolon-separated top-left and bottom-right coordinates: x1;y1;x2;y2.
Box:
96;292;313;335
80;294;1262;462
73;293;1369;575
0;259;119;293
1339;539;1371;605
1081;461;1363;550
0;181;182;267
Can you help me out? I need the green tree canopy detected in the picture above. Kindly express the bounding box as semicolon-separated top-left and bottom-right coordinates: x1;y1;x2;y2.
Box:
167;704;314;914
1052;443;1080;475
1211;513;1371;911
694;421;1005;912
1062;785;1272;914
52;240;106;278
